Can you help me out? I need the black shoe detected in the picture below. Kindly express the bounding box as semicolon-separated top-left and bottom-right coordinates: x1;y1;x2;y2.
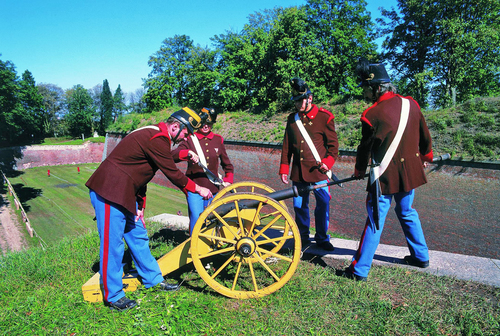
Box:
317;241;335;251
338;268;367;282
158;280;180;292
301;239;312;248
108;297;137;312
403;255;429;268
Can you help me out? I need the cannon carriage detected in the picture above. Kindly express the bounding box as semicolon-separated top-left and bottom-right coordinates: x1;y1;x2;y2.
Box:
82;181;308;301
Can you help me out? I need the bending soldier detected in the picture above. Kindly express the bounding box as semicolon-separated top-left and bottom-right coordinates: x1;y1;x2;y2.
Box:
86;107;212;311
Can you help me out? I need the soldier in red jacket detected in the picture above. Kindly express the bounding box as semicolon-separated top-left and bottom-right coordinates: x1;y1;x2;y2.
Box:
279;78;339;251
86;107;212;311
172;107;234;235
342;58;433;281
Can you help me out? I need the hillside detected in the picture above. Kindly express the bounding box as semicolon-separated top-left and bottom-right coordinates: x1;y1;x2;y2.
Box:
108;96;500;161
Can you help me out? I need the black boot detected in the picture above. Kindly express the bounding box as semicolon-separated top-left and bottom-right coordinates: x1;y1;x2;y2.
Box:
108;297;137;312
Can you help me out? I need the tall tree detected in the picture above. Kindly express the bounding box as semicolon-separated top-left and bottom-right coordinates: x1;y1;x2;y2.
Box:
0;58;21;144
18;70;45;140
64;85;95;138
113;85;126;120
379;0;500;107
305;0;377;100
144;35;195;111
37;83;64;136
99;79;114;134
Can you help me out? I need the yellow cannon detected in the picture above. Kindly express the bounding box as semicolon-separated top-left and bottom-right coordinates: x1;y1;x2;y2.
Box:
82;181;303;301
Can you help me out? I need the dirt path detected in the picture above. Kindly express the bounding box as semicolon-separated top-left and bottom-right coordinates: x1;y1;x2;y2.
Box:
0;195;26;254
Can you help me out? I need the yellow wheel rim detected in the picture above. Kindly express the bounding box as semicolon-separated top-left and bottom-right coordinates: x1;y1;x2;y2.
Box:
190;193;301;299
213;181;287;209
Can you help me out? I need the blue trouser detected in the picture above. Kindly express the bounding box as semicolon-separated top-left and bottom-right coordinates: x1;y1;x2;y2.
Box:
89;190;163;303
187;191;214;235
350;189;429;278
292;180;331;244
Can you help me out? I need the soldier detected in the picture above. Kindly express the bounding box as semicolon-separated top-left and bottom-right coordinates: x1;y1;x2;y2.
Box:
86;107;212;311
279;77;339;251
172;107;234;235
342;58;433;281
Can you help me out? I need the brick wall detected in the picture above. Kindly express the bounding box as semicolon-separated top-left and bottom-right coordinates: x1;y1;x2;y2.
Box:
0;142;104;171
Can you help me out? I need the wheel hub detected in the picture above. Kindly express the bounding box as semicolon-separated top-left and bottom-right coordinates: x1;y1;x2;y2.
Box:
236;237;256;257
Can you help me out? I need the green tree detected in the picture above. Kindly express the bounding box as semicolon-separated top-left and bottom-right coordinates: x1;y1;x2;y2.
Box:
379;0;500;107
113;84;126;119
99;79;114;134
18;70;45;140
0;58;21;144
305;0;377;101
144;35;195;111
64;85;95;138
37;83;64;136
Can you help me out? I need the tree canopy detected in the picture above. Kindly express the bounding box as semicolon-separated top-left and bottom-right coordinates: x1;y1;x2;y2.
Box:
378;0;500;107
145;0;377;114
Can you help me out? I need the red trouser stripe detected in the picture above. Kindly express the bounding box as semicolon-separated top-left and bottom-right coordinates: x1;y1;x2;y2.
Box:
102;203;110;302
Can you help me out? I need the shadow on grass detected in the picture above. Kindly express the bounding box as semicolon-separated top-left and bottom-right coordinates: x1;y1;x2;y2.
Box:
10;183;42;212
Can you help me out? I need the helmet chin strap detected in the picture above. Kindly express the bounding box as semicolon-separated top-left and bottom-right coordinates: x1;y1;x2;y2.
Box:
171;124;186;143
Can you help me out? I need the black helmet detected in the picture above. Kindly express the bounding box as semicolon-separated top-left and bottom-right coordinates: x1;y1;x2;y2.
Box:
290;77;312;101
355;58;391;87
201;107;218;124
170;107;207;134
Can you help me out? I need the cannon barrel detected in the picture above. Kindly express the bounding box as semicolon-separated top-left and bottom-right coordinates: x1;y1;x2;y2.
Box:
206;186;300;221
205;175;360;221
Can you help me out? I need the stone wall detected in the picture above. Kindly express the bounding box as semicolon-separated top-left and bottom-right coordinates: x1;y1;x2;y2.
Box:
0;142;104;171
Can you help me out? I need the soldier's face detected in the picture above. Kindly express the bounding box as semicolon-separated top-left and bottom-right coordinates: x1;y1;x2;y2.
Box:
362;86;373;103
169;123;190;144
294;95;313;112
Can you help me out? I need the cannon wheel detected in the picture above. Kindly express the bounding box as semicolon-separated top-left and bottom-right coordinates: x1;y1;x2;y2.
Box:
212;181;287;209
190;192;301;299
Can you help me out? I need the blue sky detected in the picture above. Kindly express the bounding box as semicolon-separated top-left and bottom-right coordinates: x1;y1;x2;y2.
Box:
0;0;397;95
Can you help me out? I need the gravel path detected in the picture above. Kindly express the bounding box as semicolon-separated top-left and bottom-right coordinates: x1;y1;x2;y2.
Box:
0;195;25;254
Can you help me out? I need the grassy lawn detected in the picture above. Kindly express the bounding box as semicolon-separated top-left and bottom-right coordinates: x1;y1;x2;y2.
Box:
7;163;188;246
40;136;106;146
0;222;498;335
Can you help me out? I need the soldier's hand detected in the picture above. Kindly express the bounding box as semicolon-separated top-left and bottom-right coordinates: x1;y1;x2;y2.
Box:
188;150;199;163
352;168;365;180
135;209;146;227
318;162;329;173
281;174;289;184
196;185;213;200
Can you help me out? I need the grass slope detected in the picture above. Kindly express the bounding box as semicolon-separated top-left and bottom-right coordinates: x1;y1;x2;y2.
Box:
7;163;188;247
0;223;498;335
108;97;500;161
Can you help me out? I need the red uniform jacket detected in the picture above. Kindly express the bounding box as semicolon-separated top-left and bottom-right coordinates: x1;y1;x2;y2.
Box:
172;131;234;194
86;122;196;214
280;104;339;183
356;92;433;195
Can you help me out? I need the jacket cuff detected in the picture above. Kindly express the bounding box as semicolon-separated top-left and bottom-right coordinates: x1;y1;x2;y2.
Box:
223;172;234;184
179;149;191;161
183;179;197;193
321;156;335;170
279;164;289;175
137;196;146;210
421;150;434;162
